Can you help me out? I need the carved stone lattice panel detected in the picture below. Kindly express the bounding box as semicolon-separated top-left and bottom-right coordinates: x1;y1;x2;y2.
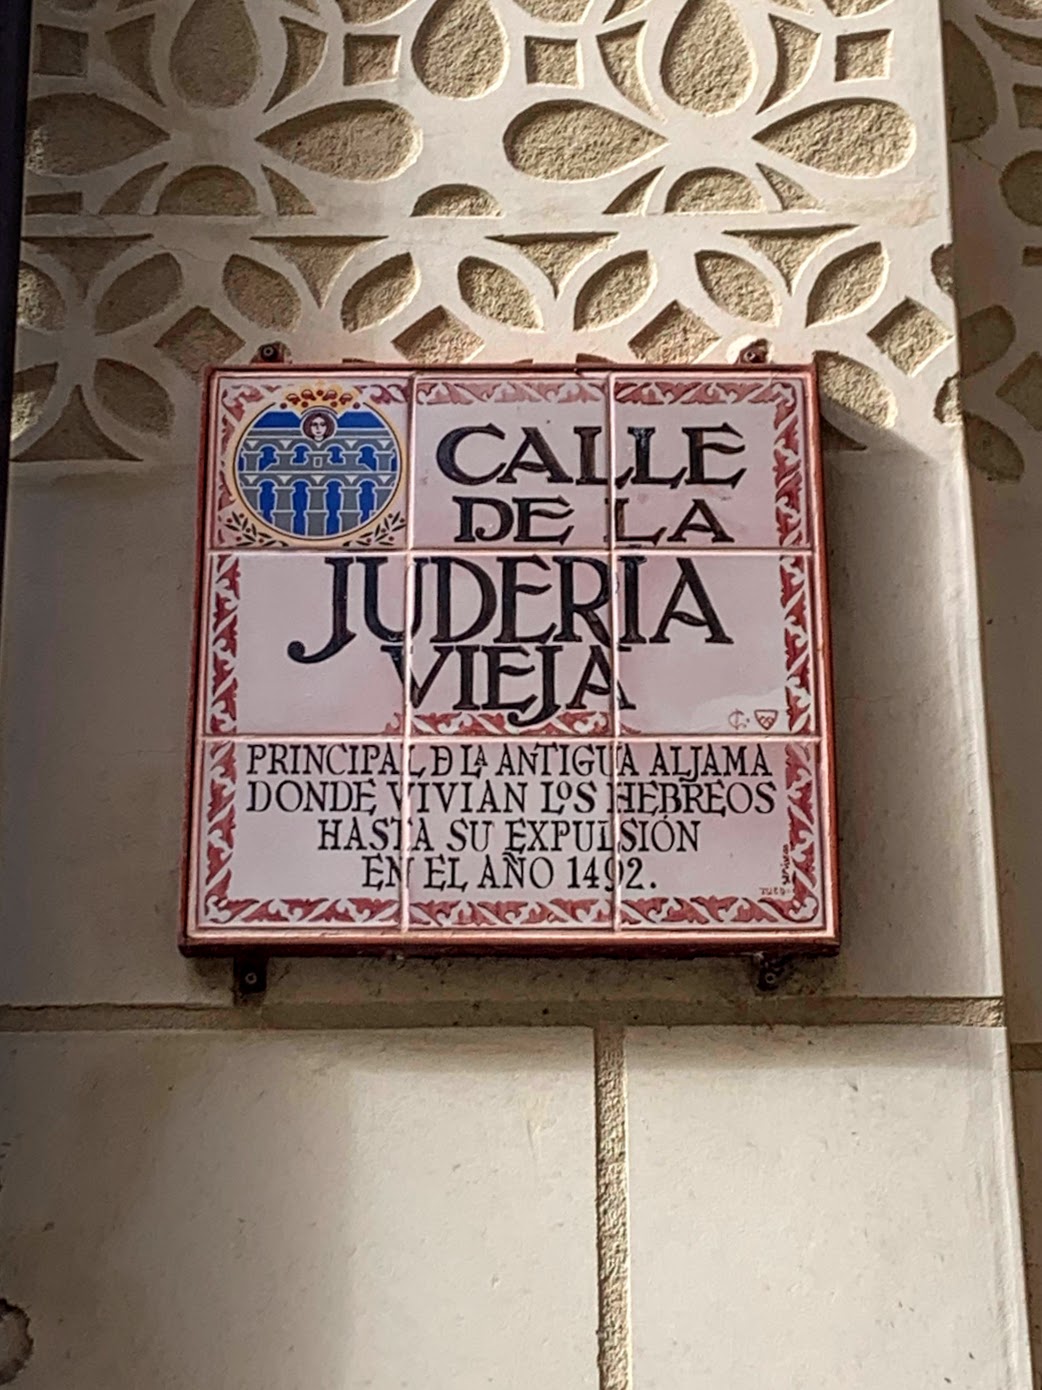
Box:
943;0;1042;482
15;0;956;470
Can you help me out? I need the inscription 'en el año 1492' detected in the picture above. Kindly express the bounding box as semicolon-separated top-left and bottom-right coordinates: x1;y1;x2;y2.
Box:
183;367;836;957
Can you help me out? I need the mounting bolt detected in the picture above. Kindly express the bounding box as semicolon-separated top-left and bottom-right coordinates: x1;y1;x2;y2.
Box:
255;341;288;364
739;340;770;366
753;953;792;992
234;956;267;1000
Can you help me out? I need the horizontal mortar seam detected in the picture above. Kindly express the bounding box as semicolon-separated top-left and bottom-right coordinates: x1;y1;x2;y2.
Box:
0;998;1006;1032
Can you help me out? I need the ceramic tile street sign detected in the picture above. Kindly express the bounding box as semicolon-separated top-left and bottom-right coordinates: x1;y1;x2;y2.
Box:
183;366;837;956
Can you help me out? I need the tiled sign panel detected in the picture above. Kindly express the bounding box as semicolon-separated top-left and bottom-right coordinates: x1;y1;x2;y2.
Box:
184;366;837;955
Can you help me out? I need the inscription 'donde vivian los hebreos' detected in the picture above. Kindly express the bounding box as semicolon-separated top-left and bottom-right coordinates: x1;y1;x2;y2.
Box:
184;367;837;956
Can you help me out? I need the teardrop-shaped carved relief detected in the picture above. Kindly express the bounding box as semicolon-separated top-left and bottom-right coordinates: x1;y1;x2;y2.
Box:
1001;152;1042;225
156;166;258;215
604;169;661;214
661;0;755;115
223;255;302;330
25;95;167;174
942;23;997;142
696;251;778;323
94;359;173;436
105;15;161;103
96;253;183;332
393;307;483;362
492;235;615;296
18;265;65;331
459;258;543;329
760;17;820;114
18;385;139;461
505;102;664;181
101;164;166;215
805;243;886;324
757;100;914;176
335;0;415;19
758;164;818;209
988;0;1042;16
977;17;1042;66
342;254;420;330
629;301;718;362
11;364;58;439
816;350;896;427
414;0;507;99
260;102;421;180
263;167;315;215
266;19;327;112
512;0;594;19
964;413;1024;481
598;24;657;117
959;305;1015;376
255;236;380;305
666;168;762;212
171;0;259;107
574;251;654;329
824;0;889;12
412;185;501;216
730;226;851;291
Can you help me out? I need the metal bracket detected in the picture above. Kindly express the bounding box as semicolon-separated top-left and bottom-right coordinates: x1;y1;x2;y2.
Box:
253;341;289;365
233;956;267;1000
752;953;793;992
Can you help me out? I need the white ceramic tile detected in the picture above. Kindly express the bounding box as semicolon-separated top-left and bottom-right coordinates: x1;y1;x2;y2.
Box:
408;552;613;737
616;741;827;935
211;373;409;550
193;740;404;937
413;376;609;549
0;1029;598;1390
406;740;613;929
627;1026;1031;1390
612;374;811;550
204;551;405;737
616;553;816;736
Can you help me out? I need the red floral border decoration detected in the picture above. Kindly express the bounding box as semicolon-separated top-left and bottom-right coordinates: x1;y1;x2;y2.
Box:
207;556;240;735
416;378;606;406
200;741;399;927
620;743;820;926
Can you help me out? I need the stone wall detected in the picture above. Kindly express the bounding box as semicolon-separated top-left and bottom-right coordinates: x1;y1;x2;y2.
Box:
0;1;1034;1387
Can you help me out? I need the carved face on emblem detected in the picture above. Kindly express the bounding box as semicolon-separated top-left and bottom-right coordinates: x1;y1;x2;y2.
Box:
301;408;336;444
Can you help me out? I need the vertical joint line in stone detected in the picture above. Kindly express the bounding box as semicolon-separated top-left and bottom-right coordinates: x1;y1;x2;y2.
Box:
594;1022;631;1390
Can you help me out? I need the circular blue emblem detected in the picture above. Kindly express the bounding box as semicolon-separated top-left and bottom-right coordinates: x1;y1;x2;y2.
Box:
234;393;402;541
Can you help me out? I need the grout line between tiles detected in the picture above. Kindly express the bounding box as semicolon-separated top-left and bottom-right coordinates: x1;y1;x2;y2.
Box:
595;1021;632;1390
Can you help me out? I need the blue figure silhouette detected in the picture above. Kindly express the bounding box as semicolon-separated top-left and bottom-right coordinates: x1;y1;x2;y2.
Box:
328;444;344;465
292;442;309;466
325;479;343;535
359;477;377;524
258;443;278;470
358;443;378;471
292;479;309;535
258;478;277;524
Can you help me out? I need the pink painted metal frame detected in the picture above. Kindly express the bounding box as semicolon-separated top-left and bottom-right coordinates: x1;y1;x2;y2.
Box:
180;362;839;958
